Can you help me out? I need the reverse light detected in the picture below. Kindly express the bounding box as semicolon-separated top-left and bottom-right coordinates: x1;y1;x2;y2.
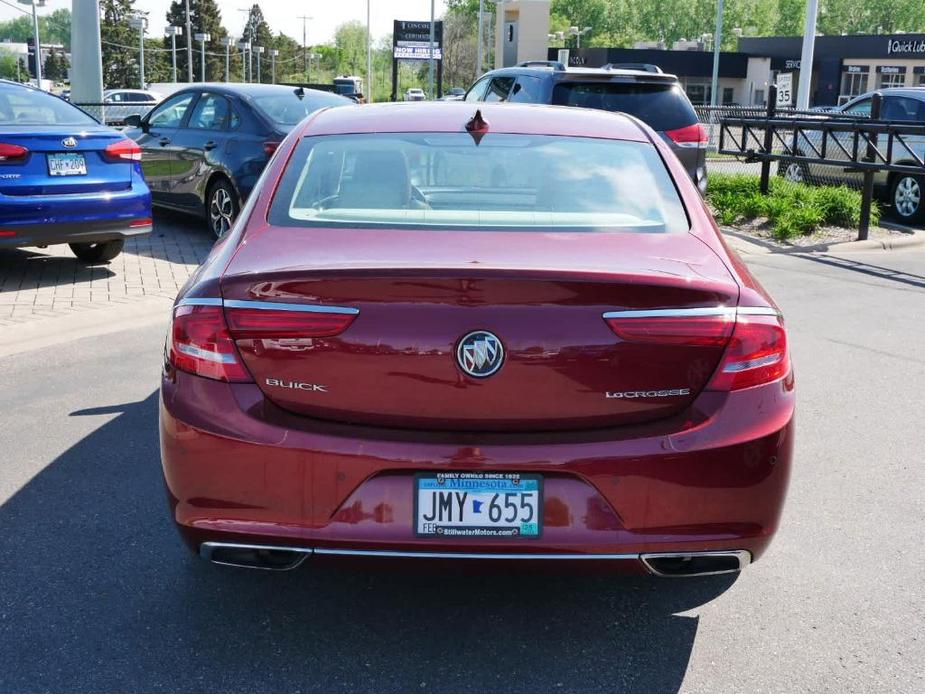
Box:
0;143;28;162
605;314;733;347
706;314;790;391
225;306;357;339
665;123;709;148
168;305;252;382
103;139;143;162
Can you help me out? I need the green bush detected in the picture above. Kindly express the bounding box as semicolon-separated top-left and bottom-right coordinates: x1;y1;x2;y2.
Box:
706;173;879;240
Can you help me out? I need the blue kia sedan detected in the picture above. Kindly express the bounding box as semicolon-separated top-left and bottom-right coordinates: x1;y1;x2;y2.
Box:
0;80;152;263
124;84;351;238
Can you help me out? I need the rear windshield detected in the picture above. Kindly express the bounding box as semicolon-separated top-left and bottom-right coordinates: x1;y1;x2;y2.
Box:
269;133;688;233
0;84;96;126
252;92;351;126
552;82;697;132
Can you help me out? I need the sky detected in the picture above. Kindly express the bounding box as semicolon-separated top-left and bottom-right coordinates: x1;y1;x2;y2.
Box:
0;0;451;45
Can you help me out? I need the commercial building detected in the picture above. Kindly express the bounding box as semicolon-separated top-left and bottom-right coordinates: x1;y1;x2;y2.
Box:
545;33;925;108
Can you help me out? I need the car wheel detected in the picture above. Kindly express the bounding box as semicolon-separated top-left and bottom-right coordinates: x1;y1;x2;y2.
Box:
207;179;238;239
68;239;124;264
890;174;925;223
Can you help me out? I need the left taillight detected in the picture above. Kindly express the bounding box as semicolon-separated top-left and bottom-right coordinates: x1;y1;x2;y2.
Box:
665;123;709;148
168;305;253;382
103;138;143;162
0;142;29;162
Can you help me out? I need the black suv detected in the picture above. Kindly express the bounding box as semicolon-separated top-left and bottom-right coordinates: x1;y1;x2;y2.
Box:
465;62;707;193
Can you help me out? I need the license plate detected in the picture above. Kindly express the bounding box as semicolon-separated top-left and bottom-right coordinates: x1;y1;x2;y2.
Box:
415;472;542;538
47;152;87;176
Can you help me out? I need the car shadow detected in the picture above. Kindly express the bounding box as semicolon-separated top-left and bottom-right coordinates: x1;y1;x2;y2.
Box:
0;247;116;293
792;251;925;289
119;209;214;265
0;392;737;693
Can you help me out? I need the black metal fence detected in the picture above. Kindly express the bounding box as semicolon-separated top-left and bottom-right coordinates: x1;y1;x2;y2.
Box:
716;85;925;238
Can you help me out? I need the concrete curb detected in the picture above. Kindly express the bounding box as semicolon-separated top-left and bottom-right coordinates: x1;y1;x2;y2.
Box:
722;227;925;255
0;296;173;359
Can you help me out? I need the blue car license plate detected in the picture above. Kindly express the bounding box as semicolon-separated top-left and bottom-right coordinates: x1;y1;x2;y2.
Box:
415;472;542;538
47;152;87;176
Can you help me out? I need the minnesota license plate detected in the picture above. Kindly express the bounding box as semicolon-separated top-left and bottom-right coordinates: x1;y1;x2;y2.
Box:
47;152;87;176
415;472;542;538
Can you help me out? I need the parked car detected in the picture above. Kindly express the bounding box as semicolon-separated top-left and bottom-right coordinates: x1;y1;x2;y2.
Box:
464;61;708;193
404;88;426;102
441;87;466;101
0;79;151;263
779;87;925;223
102;88;162;126
124;83;352;237
160;102;793;576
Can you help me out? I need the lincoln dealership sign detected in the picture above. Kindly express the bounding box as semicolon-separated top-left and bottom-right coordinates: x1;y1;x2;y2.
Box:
887;39;925;55
393;20;443;60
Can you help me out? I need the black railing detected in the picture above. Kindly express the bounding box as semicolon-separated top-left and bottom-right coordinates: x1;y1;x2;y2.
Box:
718;84;925;239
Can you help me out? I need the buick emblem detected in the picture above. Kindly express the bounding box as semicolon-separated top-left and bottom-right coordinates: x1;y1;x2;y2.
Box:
456;331;504;378
61;137;77;148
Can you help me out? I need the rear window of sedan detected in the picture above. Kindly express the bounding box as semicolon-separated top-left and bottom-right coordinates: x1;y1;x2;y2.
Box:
269;133;689;233
0;84;96;126
252;91;351;126
552;83;698;132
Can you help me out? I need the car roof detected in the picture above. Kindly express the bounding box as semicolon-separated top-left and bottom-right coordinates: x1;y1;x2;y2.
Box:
855;87;925;99
299;102;649;141
168;83;353;101
483;65;680;82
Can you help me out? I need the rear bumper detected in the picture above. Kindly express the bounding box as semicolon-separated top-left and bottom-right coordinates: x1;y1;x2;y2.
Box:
160;369;794;570
0;181;151;247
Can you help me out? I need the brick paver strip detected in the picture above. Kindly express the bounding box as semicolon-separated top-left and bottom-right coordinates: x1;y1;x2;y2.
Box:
0;217;213;328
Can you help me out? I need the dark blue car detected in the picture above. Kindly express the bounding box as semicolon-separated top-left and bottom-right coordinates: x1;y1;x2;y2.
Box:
0;80;152;263
124;83;351;238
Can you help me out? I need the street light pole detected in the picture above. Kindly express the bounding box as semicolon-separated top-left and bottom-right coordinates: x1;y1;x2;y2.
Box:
221;36;234;82
129;16;146;89
237;41;249;83
270;48;278;84
184;0;193;82
366;0;372;103
18;1;45;87
428;0;435;99
710;0;724;108
256;46;264;83
796;0;819;109
476;0;484;76
165;26;182;83
194;32;210;82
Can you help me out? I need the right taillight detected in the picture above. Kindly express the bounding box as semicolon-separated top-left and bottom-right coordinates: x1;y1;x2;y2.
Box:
168;305;252;382
706;314;790;391
0;143;28;162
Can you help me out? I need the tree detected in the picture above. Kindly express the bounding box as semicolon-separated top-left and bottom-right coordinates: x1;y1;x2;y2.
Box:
43;50;69;82
0;49;19;81
100;0;141;89
242;4;274;82
334;20;367;77
442;9;478;88
163;0;232;82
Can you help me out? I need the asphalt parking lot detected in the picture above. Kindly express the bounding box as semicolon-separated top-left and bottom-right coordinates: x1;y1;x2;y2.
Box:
1;215;924;693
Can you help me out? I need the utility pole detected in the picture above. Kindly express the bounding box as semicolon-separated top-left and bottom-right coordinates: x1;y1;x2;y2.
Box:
796;0;819;109
298;15;312;82
709;0;724;108
184;0;193;82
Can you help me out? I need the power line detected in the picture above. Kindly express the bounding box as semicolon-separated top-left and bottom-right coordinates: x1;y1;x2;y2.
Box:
0;0;29;15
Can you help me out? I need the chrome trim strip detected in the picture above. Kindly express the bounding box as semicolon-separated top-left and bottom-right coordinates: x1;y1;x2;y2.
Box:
312;548;640;560
602;307;780;319
639;550;751;577
200;542;312;571
223;299;359;315
176;297;223;307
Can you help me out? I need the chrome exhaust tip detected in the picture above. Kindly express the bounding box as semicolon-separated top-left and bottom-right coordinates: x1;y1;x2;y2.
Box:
199;542;312;571
640;550;751;577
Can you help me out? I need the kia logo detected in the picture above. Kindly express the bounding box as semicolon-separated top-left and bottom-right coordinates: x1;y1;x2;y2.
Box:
61;137;78;148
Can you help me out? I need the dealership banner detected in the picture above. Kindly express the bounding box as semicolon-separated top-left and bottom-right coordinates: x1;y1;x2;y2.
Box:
393;20;443;60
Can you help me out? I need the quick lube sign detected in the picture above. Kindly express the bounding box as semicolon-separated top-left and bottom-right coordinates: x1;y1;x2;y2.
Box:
887;39;925;55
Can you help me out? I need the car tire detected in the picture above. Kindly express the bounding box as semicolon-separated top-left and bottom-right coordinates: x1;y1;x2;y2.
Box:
207;178;238;239
68;239;124;264
890;174;925;224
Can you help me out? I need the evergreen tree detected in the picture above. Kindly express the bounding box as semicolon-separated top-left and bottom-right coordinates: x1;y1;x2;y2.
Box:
242;4;274;82
164;0;231;82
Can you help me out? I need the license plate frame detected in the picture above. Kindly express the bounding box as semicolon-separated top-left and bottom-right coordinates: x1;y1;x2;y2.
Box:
414;472;543;539
47;152;87;177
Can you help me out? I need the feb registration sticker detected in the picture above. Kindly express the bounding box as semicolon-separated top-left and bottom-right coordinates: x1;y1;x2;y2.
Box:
414;472;542;538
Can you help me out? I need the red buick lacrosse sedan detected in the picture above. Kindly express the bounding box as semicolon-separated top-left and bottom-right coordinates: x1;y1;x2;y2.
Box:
159;102;794;576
